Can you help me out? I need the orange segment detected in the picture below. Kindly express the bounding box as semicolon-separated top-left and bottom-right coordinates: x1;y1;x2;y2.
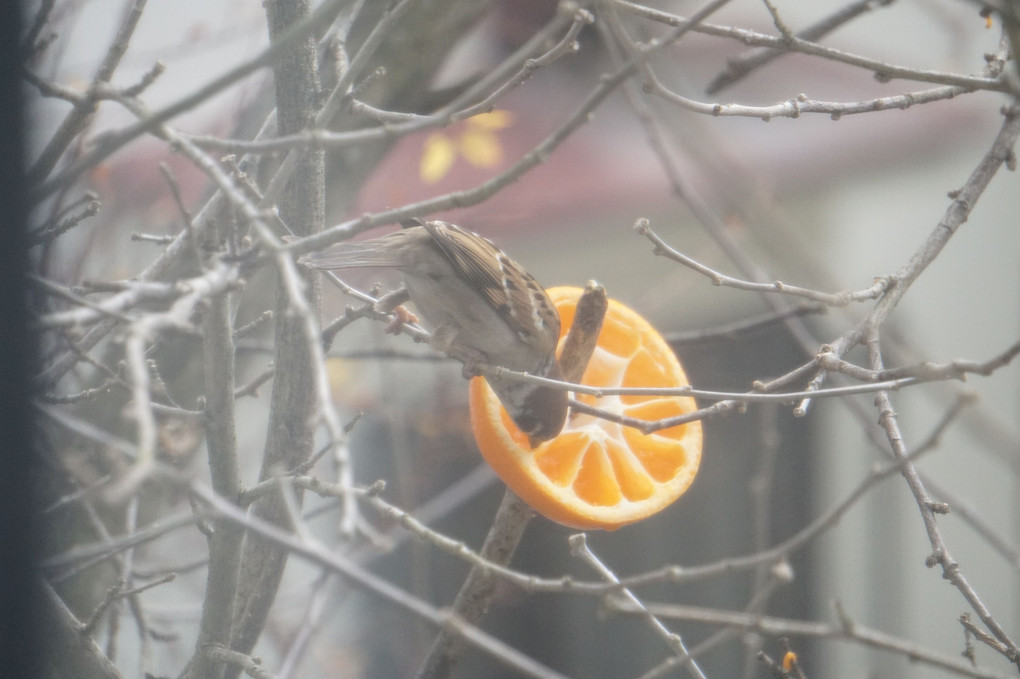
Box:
606;438;655;501
534;432;587;487
469;286;703;530
574;442;622;506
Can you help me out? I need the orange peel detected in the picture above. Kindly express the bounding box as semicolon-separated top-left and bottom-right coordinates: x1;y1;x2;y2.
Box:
470;286;702;530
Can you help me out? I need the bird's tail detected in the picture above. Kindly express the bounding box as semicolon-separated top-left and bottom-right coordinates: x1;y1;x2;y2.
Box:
296;239;401;270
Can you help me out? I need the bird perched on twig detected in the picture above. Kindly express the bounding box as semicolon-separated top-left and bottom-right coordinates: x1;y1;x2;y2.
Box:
298;220;568;445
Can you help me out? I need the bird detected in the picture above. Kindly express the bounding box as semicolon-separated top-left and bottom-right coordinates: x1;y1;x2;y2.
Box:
297;220;568;445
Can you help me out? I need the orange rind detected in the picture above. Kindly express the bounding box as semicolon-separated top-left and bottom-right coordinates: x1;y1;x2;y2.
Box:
470;286;702;530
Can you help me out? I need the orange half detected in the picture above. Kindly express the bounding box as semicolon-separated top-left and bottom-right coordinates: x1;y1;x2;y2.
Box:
470;286;702;530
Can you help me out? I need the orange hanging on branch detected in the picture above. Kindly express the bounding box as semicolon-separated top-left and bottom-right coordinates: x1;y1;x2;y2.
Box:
469;286;703;530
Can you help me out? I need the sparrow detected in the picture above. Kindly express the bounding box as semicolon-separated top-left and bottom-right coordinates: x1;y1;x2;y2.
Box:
298;220;568;445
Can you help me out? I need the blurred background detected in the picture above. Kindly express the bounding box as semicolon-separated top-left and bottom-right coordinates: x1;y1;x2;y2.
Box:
26;0;1019;677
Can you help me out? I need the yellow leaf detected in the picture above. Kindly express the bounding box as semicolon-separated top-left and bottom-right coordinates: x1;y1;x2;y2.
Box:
420;133;457;183
467;110;513;130
459;129;502;169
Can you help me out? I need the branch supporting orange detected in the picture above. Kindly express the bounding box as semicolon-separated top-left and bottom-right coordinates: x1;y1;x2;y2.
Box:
470;286;703;530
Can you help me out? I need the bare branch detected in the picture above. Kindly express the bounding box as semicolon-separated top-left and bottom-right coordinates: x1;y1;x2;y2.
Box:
571;534;707;679
612;0;1009;92
706;0;897;93
27;0;150;185
635;218;891;306
30;0;352;200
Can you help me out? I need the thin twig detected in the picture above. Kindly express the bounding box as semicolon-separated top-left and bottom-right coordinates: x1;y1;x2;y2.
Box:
635;218;891;307
27;0;150;185
614;600;1012;679
188;6;589;156
189;483;572;679
30;0;352;201
706;0;897;93
612;0;1007;92
871;327;1020;667
27;199;100;245
794;103;1020;412
282;0;739;259
571;534;708;679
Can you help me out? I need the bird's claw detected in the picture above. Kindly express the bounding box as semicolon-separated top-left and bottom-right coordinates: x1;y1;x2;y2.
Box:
384;305;419;334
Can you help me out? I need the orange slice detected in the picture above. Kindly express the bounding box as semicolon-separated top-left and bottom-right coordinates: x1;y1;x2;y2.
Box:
469;286;702;530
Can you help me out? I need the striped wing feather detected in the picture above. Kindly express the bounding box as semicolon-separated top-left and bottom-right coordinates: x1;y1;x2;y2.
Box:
422;221;559;352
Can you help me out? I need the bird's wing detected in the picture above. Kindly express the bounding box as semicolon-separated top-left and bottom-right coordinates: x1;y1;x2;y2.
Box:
422;221;559;350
